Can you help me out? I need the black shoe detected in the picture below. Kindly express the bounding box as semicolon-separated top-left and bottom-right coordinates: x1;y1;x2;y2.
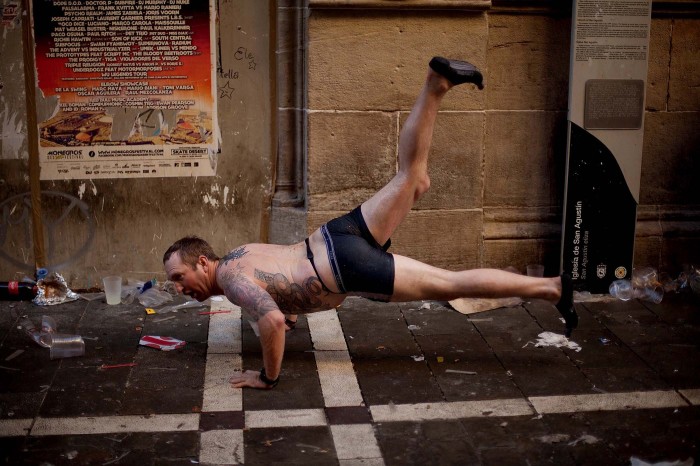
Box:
429;56;484;90
556;273;578;337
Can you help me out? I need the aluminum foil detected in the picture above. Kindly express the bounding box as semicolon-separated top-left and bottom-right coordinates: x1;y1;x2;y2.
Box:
33;272;80;306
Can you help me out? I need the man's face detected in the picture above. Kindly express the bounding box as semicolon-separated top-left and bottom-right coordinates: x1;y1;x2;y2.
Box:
164;252;212;301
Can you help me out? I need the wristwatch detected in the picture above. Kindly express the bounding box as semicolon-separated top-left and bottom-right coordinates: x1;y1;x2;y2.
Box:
259;367;279;388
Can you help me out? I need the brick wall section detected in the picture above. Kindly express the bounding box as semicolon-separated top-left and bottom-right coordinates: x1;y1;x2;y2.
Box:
302;3;700;275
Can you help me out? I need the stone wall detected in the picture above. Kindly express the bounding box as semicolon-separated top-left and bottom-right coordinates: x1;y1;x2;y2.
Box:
292;0;700;276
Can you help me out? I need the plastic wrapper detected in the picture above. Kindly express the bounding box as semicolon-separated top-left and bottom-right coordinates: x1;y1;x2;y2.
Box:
138;288;173;307
33;272;79;306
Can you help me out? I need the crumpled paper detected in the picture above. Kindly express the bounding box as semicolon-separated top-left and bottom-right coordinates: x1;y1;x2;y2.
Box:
524;331;582;352
33;272;79;306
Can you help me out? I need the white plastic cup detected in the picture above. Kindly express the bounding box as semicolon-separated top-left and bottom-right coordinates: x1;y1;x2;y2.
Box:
526;264;545;277
103;276;122;305
48;333;85;359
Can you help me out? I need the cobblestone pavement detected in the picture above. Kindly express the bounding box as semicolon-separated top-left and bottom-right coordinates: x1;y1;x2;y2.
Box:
1;291;698;465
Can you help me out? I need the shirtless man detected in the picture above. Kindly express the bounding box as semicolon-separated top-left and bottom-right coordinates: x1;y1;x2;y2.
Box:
163;57;577;389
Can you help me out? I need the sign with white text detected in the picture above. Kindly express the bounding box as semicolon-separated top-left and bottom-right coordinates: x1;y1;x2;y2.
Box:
561;0;652;293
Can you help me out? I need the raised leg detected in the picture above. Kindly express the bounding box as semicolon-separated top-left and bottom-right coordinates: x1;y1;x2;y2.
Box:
361;59;482;246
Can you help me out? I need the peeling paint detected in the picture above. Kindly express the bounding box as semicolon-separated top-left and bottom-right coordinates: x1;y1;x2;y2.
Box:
203;193;219;208
223;186;230;205
78;182;86;199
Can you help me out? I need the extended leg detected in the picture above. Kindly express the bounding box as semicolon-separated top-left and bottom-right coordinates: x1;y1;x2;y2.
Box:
361;58;483;246
391;255;577;335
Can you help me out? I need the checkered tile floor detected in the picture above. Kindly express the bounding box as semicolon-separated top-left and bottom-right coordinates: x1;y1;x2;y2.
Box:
1;293;698;464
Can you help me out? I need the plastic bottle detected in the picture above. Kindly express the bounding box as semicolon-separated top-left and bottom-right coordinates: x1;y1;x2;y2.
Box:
609;279;634;301
0;281;38;300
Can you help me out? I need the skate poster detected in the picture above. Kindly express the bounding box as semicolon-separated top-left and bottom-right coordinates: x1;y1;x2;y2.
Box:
561;0;652;293
31;0;218;179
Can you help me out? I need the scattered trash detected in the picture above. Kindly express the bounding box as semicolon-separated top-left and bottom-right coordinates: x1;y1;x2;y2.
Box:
262;437;285;446
449;297;522;315
34;273;79;306
153;316;177;324
4;349;24;361
538;433;570;444
80;292;105;301
48;334;85;360
407;324;421;330
99;363;137;370
599;337;611;345
608;266;700;304
436;356;444;363
567;434;599;446
138;288;173;307
20;315;85;359
411;355;425;362
158;299;208;314
198;310;232;315
467;318;493;322
630;457;694;466
145;308;157;315
65;450;78;460
421;303;431;309
0;280;38;300
524;331;582;352
445;369;477;375
139;335;186;351
0;365;20;371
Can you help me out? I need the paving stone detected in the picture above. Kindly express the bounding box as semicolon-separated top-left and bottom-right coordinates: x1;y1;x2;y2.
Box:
399;301;475;336
341;312;420;359
469;306;545;352
199;410;245;431
325;406;372;425
243;352;325;411
375;420;478;465
630;343;700;389
5;431;199;465
352;357;443;405
432;368;523;402
120;341;207;415
39;365;128;417
244;426;337;465
496;348;593;397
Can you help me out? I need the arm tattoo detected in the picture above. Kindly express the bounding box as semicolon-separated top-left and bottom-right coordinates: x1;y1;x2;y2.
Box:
220;247;248;267
254;269;327;314
219;263;279;321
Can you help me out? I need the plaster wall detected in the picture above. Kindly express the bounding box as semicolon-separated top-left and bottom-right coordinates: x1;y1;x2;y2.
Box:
0;0;274;287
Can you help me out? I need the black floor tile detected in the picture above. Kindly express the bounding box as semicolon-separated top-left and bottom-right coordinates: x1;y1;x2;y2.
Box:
244;426;337;465
4;431;199;466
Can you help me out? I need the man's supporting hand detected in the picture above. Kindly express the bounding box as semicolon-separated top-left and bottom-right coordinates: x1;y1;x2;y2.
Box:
229;370;271;389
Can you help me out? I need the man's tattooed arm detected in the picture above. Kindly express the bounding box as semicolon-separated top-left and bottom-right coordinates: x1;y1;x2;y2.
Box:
219;263;279;321
219;246;248;267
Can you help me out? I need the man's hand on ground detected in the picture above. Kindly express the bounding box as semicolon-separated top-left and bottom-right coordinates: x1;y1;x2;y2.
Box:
229;370;270;389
